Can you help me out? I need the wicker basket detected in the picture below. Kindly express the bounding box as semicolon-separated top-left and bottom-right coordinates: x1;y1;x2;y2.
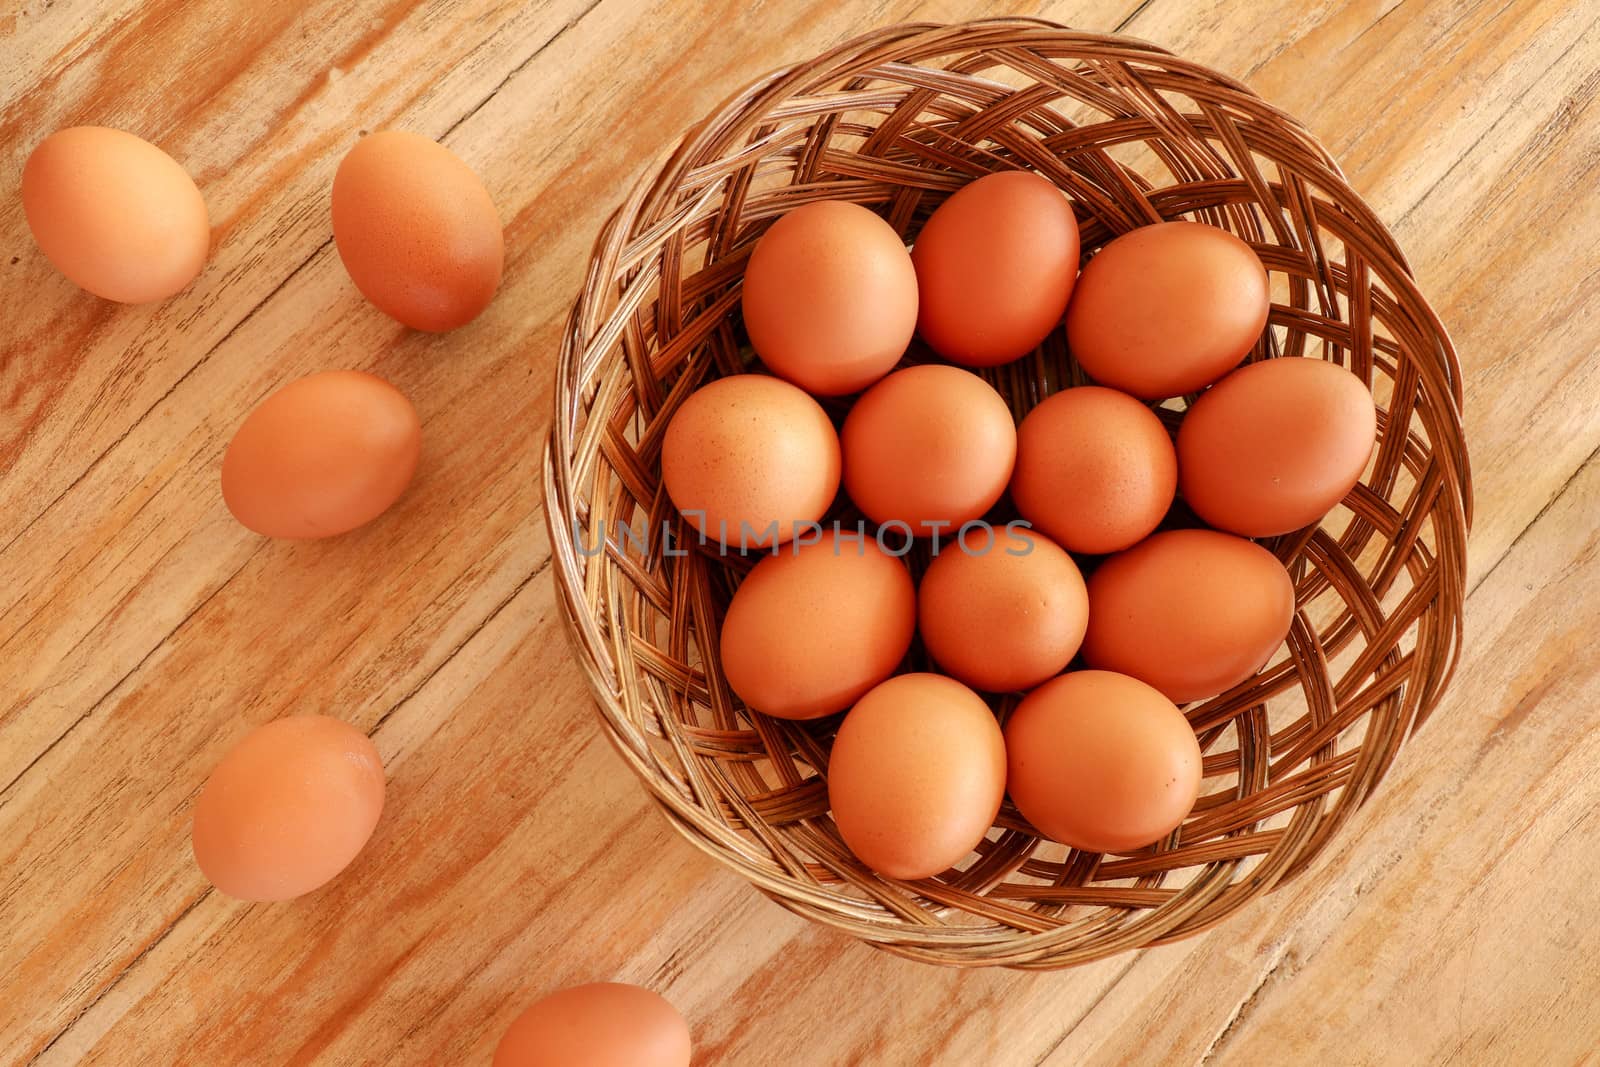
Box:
542;18;1470;968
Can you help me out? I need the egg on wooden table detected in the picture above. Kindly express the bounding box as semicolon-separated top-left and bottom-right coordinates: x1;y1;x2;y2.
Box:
1067;220;1270;399
1178;356;1378;537
1010;385;1177;555
332;130;503;331
1082;528;1295;705
221;370;421;539
841;364;1016;537
1005;670;1202;854
21;126;209;303
719;529;915;720
661;374;840;549
917;526;1087;693
828;673;1006;880
912;170;1081;367
493;982;691;1067
190;716;385;902
741;199;918;396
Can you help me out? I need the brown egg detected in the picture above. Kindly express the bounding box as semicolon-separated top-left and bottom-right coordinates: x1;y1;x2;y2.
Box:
222;370;421;539
841;365;1016;536
1178;357;1378;537
191;716;384;902
21;126;209;303
1082;529;1295;704
918;526;1087;692
1067;221;1269;399
1005;670;1201;853
829;673;1006;879
493;982;690;1067
332;130;503;331
720;530;914;719
912;170;1080;367
742;200;918;396
661;374;840;549
1010;386;1177;555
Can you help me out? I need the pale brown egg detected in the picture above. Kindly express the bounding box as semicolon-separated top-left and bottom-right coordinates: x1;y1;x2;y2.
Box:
493;982;691;1067
221;370;421;539
1010;386;1177;555
912;170;1080;367
661;374;840;549
918;526;1087;693
742;200;917;396
1005;670;1202;854
841;365;1016;536
1178;356;1378;537
829;673;1006;880
331;130;503;331
1067;221;1269;399
720;530;915;720
191;716;384;902
21;126;209;303
1082;529;1295;704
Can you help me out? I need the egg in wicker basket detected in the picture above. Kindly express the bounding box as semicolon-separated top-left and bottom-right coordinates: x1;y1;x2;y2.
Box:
541;17;1470;968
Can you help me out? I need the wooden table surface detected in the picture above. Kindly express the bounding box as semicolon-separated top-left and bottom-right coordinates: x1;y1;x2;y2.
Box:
3;0;1597;1063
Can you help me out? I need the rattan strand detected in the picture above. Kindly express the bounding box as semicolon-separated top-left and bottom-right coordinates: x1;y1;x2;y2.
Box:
542;18;1471;968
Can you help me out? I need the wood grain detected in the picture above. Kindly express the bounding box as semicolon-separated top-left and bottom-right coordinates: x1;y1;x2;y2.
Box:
2;0;1596;1063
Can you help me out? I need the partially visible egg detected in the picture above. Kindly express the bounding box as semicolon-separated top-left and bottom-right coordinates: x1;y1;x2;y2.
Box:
1082;529;1295;704
841;364;1016;536
493;982;691;1067
918;526;1087;693
332;130;503;331
661;374;840;549
222;370;421;539
191;716;385;902
1178;356;1378;537
720;530;915;720
912;170;1081;367
22;126;209;303
1067;221;1269;399
1010;386;1176;555
828;673;1006;879
1005;670;1201;853
742;200;917;396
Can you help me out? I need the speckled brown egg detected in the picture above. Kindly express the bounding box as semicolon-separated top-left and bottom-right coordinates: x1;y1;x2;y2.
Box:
494;982;691;1067
1178;356;1378;537
331;130;503;331
191;716;384;902
719;529;915;720
841;364;1016;537
1082;529;1295;705
1005;670;1201;854
912;170;1080;367
661;374;840;549
22;126;209;303
1067;221;1269;399
829;673;1006;879
1010;386;1177;555
221;370;421;540
918;526;1087;693
742;200;918;396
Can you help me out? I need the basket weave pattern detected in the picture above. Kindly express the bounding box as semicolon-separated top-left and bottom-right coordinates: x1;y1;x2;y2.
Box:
543;19;1471;967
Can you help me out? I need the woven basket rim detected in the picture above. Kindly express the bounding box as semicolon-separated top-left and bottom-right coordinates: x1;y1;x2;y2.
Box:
541;17;1471;968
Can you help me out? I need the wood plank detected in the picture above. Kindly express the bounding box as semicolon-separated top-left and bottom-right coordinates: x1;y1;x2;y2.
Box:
1125;0;1600;597
0;0;602;790
1050;448;1600;1066
3;0;1595;1063
1034;2;1600;1059
3;0;1146;1060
